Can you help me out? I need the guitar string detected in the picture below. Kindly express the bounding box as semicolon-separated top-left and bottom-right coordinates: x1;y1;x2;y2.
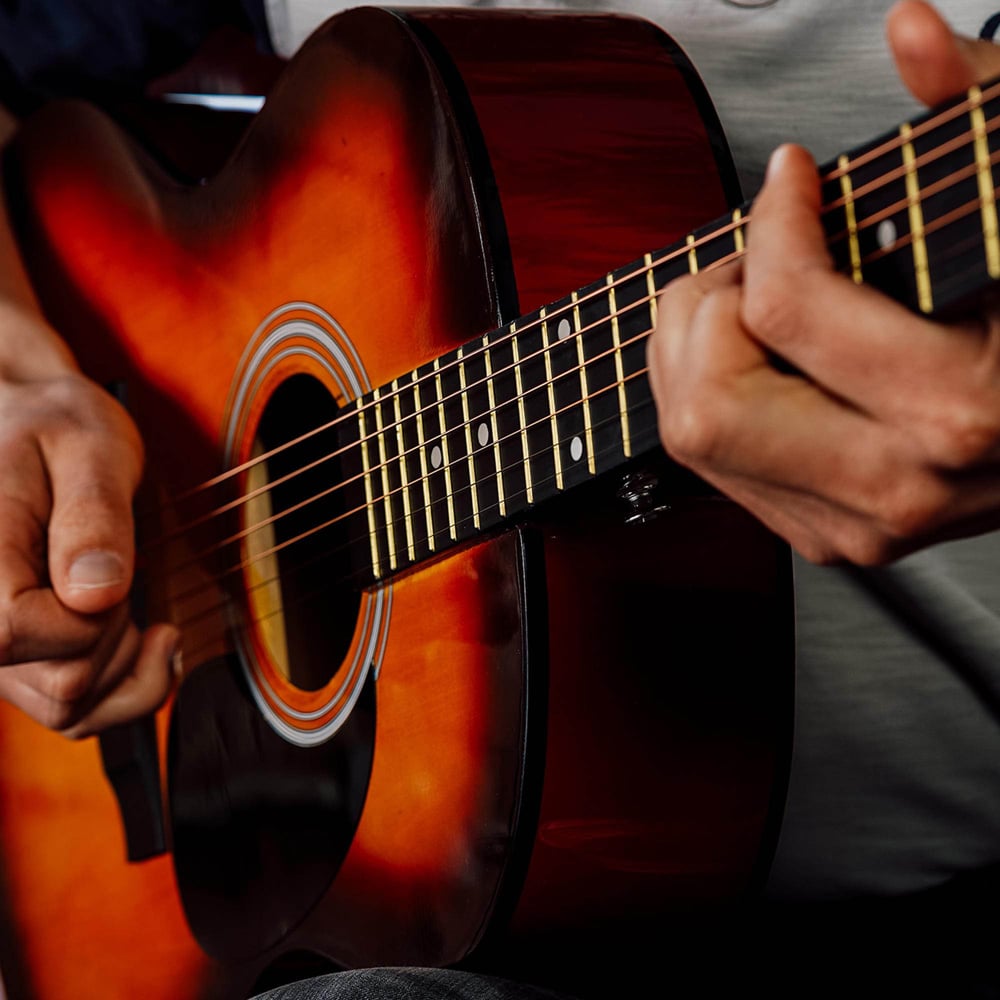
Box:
152;329;659;609
133;80;1000;538
172;383;666;664
141;138;1000;590
160;169;987;647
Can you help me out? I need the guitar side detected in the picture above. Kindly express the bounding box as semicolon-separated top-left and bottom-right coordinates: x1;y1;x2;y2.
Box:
0;9;791;999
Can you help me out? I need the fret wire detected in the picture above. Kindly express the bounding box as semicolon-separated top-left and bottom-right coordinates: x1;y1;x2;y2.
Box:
686;233;699;274
456;345;480;530
970;85;1000;279
510;321;534;505
644;251;658;333
732;208;745;252
372;387;397;571
483;333;507;517
607;272;631;459
356;397;382;579
571;290;596;474
540;307;564;491
837;154;863;284
391;377;416;563
900;122;933;313
411;369;435;552
433;357;458;541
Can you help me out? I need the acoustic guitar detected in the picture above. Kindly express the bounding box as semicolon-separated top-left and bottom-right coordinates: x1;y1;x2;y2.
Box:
0;4;884;996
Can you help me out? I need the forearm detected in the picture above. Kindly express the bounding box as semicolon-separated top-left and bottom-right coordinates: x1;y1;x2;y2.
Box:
0;104;79;380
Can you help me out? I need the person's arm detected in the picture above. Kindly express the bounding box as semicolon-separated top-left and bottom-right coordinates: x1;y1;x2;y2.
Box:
0;103;179;737
0;0;274;738
648;0;1000;566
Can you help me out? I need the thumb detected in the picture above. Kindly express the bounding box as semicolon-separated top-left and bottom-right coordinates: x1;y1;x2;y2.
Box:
887;1;1000;107
47;436;140;615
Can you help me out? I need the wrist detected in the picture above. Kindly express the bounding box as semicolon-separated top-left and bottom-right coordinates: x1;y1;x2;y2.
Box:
0;302;79;382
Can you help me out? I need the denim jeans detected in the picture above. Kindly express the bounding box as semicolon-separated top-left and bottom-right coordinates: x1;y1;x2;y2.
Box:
250;968;575;1000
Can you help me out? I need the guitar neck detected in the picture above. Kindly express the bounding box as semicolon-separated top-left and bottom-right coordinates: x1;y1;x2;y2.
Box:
341;74;1000;586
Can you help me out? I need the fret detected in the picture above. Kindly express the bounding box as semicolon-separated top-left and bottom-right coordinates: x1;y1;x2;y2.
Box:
969;84;1000;279
423;357;455;546
905;95;985;313
516;309;557;505
432;356;460;540
371;387;399;572
390;377;417;564
605;273;630;461
460;342;502;529
482;336;506;517
900;122;933;314
649;234;693;292
508;321;534;506
567;279;616;476
644;252;658;332
823;131;909;301
455;346;482;531
608;260;658;456
540;306;565;492
483;328;528;517
837;155;863;284
732;208;746;254
548;298;592;491
685;233;698;274
355;396;384;580
572;290;596;474
438;350;473;538
410;369;436;552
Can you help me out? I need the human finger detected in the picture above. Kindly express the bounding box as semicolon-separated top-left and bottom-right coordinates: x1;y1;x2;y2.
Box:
887;1;1000;108
41;384;143;616
741;144;1000;461
0;618;178;736
63;622;179;739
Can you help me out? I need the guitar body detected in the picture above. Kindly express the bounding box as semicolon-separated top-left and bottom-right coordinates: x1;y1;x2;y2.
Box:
0;8;791;999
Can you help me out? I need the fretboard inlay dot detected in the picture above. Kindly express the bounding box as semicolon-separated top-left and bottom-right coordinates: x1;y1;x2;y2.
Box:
877;218;897;250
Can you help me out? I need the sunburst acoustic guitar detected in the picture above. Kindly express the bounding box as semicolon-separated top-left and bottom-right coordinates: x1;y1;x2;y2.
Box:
7;2;984;995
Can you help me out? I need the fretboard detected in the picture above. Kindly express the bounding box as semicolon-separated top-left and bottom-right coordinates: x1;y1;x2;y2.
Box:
340;74;1000;586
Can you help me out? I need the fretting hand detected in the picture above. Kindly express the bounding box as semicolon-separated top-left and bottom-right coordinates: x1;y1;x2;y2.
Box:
648;0;1000;565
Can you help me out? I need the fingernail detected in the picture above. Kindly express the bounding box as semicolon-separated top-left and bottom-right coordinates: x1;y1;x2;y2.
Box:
171;646;184;680
67;550;127;590
765;145;789;181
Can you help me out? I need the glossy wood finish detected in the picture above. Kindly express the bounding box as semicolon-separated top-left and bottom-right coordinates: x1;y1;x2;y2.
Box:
0;9;790;999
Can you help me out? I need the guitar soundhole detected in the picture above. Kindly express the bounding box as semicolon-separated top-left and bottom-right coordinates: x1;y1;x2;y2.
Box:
245;374;360;691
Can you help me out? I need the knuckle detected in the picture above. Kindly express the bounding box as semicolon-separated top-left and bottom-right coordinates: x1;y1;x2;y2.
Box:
838;531;896;567
40;660;95;707
44;703;82;736
658;390;727;466
923;396;1000;468
867;473;950;546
